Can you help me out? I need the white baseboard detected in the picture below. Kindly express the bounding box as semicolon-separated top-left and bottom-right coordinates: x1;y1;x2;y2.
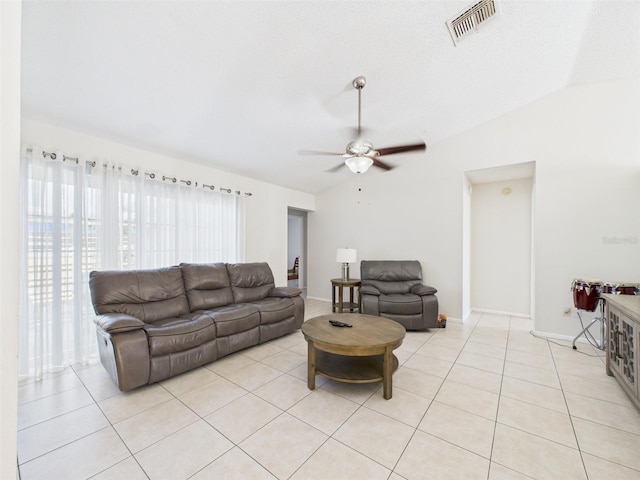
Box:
471;308;531;318
306;295;331;303
530;330;601;346
443;317;462;324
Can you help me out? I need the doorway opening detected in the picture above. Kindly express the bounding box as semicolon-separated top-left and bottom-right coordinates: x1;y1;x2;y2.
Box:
287;208;307;294
462;162;535;321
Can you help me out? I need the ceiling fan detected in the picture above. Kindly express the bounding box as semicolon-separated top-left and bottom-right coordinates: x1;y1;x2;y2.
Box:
300;76;426;174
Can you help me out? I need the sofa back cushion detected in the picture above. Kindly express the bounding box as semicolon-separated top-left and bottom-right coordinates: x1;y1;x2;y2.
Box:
227;262;275;303
180;263;234;310
360;260;424;295
89;266;190;323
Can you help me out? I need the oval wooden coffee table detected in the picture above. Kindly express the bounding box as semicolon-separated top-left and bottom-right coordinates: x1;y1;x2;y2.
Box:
301;313;406;399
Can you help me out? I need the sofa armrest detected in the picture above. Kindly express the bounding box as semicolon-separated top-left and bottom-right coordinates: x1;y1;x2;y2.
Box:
94;313;146;334
269;286;302;298
410;284;438;296
360;285;381;296
96;328;150;391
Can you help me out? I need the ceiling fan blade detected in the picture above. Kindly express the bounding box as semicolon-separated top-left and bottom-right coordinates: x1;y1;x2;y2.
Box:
376;143;426;156
326;162;346;173
298;149;343;156
372;158;394;171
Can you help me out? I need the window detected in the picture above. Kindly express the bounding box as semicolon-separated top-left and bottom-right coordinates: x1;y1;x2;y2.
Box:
19;148;245;378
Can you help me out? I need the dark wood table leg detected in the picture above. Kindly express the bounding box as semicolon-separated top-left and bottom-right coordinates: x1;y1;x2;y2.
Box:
383;346;393;399
338;285;344;313
332;284;336;312
349;286;354;311
307;341;316;390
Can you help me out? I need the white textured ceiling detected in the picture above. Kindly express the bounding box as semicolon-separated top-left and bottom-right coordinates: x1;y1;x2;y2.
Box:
21;1;640;193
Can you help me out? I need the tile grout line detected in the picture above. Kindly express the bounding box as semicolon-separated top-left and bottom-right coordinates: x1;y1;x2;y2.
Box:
547;333;592;479
485;311;510;480
387;312;489;475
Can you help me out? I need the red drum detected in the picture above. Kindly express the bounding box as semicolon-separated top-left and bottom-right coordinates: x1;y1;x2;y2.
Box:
602;282;618;294
572;278;603;312
617;283;639;295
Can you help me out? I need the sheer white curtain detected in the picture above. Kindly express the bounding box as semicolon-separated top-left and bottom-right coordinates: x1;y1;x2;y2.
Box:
19;146;245;379
18;149;103;378
131;176;244;267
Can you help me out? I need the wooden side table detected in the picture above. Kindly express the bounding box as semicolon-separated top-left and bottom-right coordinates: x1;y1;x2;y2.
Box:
331;278;361;313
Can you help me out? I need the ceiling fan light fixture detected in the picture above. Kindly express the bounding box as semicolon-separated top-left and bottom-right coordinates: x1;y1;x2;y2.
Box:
345;156;373;174
346;140;372;156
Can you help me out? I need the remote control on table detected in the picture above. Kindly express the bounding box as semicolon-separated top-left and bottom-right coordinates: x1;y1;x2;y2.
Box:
329;320;352;328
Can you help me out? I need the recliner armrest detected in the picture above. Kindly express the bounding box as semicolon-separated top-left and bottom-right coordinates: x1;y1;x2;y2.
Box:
269;286;302;298
360;285;381;296
94;313;146;334
411;284;438;296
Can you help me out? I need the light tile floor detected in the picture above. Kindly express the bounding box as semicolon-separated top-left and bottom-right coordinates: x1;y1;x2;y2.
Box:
17;300;640;479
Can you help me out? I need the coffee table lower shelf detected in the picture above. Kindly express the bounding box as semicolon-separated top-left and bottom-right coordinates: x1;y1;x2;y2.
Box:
313;350;399;386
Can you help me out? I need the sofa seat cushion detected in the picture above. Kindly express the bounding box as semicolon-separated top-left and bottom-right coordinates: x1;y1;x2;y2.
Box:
249;297;295;325
203;304;261;337
379;294;423;315
144;315;216;356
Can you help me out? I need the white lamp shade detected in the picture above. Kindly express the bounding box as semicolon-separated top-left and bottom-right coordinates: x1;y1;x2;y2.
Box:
344;156;373;174
336;248;357;263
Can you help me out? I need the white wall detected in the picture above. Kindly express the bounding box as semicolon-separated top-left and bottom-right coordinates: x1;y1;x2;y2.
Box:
470;177;533;315
21;119;316;286
0;2;21;478
309;78;640;338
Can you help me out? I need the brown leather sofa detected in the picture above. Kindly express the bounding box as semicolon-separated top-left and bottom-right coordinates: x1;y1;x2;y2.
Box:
89;262;304;391
360;260;438;330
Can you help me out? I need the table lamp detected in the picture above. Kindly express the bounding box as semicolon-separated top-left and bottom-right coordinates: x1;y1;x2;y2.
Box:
336;248;357;280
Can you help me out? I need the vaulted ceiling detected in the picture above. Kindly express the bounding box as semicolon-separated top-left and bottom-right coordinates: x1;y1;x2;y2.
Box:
21;1;640;193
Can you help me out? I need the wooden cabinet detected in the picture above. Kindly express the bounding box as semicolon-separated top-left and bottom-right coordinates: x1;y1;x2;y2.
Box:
605;294;640;410
607;304;637;394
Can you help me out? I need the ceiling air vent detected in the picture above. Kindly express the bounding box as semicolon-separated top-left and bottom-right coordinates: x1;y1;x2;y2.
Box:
446;0;497;46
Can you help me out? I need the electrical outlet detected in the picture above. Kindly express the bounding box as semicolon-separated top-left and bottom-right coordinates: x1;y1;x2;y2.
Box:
562;307;572;316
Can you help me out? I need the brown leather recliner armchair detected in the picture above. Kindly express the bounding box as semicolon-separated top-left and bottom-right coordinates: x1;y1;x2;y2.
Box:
360;260;438;330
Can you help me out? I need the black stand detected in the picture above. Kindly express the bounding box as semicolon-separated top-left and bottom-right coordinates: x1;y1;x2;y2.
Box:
572;298;606;350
